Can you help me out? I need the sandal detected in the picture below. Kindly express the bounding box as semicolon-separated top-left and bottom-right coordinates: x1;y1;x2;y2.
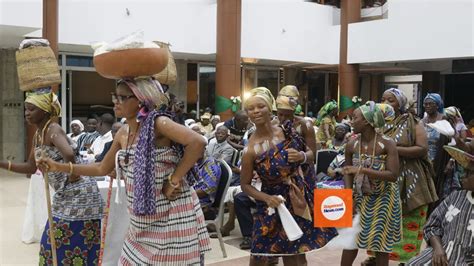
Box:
361;257;376;266
239;237;251;250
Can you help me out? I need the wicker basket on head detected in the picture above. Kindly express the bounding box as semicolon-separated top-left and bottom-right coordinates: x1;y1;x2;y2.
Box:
153;41;177;86
16;46;61;91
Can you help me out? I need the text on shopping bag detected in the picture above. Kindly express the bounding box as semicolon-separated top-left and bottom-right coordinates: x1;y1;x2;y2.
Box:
314;189;353;228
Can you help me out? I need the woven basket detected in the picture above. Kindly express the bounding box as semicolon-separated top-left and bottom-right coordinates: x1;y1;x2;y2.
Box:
16;46;61;91
153;42;177;85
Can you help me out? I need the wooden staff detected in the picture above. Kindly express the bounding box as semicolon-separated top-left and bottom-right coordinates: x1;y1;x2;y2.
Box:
98;176;114;266
41;150;58;266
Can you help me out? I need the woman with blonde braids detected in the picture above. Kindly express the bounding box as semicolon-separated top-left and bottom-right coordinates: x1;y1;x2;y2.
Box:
39;77;211;265
1;88;104;265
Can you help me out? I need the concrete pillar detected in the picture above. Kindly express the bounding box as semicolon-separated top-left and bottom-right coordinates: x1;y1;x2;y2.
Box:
0;49;26;162
216;0;241;121
338;0;361;117
422;71;441;96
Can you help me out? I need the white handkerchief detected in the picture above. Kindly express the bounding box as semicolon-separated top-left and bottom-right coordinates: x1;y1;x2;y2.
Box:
276;195;303;241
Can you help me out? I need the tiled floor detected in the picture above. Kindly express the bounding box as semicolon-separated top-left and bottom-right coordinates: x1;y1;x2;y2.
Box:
0;169;399;265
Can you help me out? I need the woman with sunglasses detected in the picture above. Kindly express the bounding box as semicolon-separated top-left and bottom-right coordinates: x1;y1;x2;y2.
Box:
39;77;211;265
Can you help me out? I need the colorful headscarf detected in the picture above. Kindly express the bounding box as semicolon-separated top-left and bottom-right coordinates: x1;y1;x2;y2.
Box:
445;106;465;124
245;87;277;111
119;77;169;119
276;85;299;111
25;87;61;117
358;101;386;129
70;119;84;131
377;103;396;123
424;93;444;113
315;100;338;126
385;88;407;113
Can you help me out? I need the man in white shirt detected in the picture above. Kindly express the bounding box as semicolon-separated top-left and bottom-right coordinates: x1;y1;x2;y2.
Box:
205;125;235;165
84;113;115;162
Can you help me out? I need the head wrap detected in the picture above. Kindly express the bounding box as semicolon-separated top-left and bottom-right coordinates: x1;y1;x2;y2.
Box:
315;100;338;126
358;101;386;129
276;85;299;111
245;87;277;112
336;122;351;133
25;87;61;117
119;77;169;117
385;88;407;112
211;115;221;122
377;103;396;123
424;93;444;113
445;106;465;124
70;119;84;131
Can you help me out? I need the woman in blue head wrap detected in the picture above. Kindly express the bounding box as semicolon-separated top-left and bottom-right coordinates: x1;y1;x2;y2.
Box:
421;93;458;214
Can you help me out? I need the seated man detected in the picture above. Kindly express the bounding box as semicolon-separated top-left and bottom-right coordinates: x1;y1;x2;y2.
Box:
407;174;474;265
205;126;235;165
193;157;222;220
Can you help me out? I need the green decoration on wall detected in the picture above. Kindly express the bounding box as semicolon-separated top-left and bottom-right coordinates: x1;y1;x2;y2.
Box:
216;95;241;113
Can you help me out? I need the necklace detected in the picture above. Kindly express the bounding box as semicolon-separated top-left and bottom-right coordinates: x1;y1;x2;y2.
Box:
124;124;140;164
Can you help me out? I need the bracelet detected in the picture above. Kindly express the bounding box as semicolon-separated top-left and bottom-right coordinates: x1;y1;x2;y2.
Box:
300;151;307;164
7;160;12;171
69;162;74;175
168;174;180;189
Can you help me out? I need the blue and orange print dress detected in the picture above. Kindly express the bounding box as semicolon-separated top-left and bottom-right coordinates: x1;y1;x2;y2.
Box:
251;125;337;257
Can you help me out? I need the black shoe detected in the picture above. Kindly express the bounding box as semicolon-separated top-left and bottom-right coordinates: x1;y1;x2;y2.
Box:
239;237;251;250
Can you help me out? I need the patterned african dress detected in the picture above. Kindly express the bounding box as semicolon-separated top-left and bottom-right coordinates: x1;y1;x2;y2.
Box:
383;113;438;262
251;126;337;258
316;117;336;149
117;145;211;265
35;146;103;266
352;140;402;253
407;190;474;266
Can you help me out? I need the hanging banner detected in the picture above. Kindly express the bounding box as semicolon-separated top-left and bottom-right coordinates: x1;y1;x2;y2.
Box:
314;189;353;228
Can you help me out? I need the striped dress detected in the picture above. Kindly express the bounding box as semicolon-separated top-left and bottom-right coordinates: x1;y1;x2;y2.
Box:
117;145;211;265
353;151;402;253
407;190;474;266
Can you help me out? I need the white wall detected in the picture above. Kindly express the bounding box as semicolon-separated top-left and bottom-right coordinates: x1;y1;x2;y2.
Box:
348;0;474;64
241;1;340;64
0;0;216;55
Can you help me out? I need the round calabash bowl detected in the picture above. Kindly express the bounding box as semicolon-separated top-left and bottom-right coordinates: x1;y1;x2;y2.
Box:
94;48;169;79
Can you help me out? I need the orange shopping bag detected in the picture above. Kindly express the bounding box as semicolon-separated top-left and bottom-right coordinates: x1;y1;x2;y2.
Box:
314;189;353;228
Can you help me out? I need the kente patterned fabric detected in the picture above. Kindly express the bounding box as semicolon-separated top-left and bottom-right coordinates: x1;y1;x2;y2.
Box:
117;145;211;265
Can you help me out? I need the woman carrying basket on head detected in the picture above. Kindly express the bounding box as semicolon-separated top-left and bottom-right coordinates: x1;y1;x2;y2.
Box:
38;77;211;265
1;88;104;266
